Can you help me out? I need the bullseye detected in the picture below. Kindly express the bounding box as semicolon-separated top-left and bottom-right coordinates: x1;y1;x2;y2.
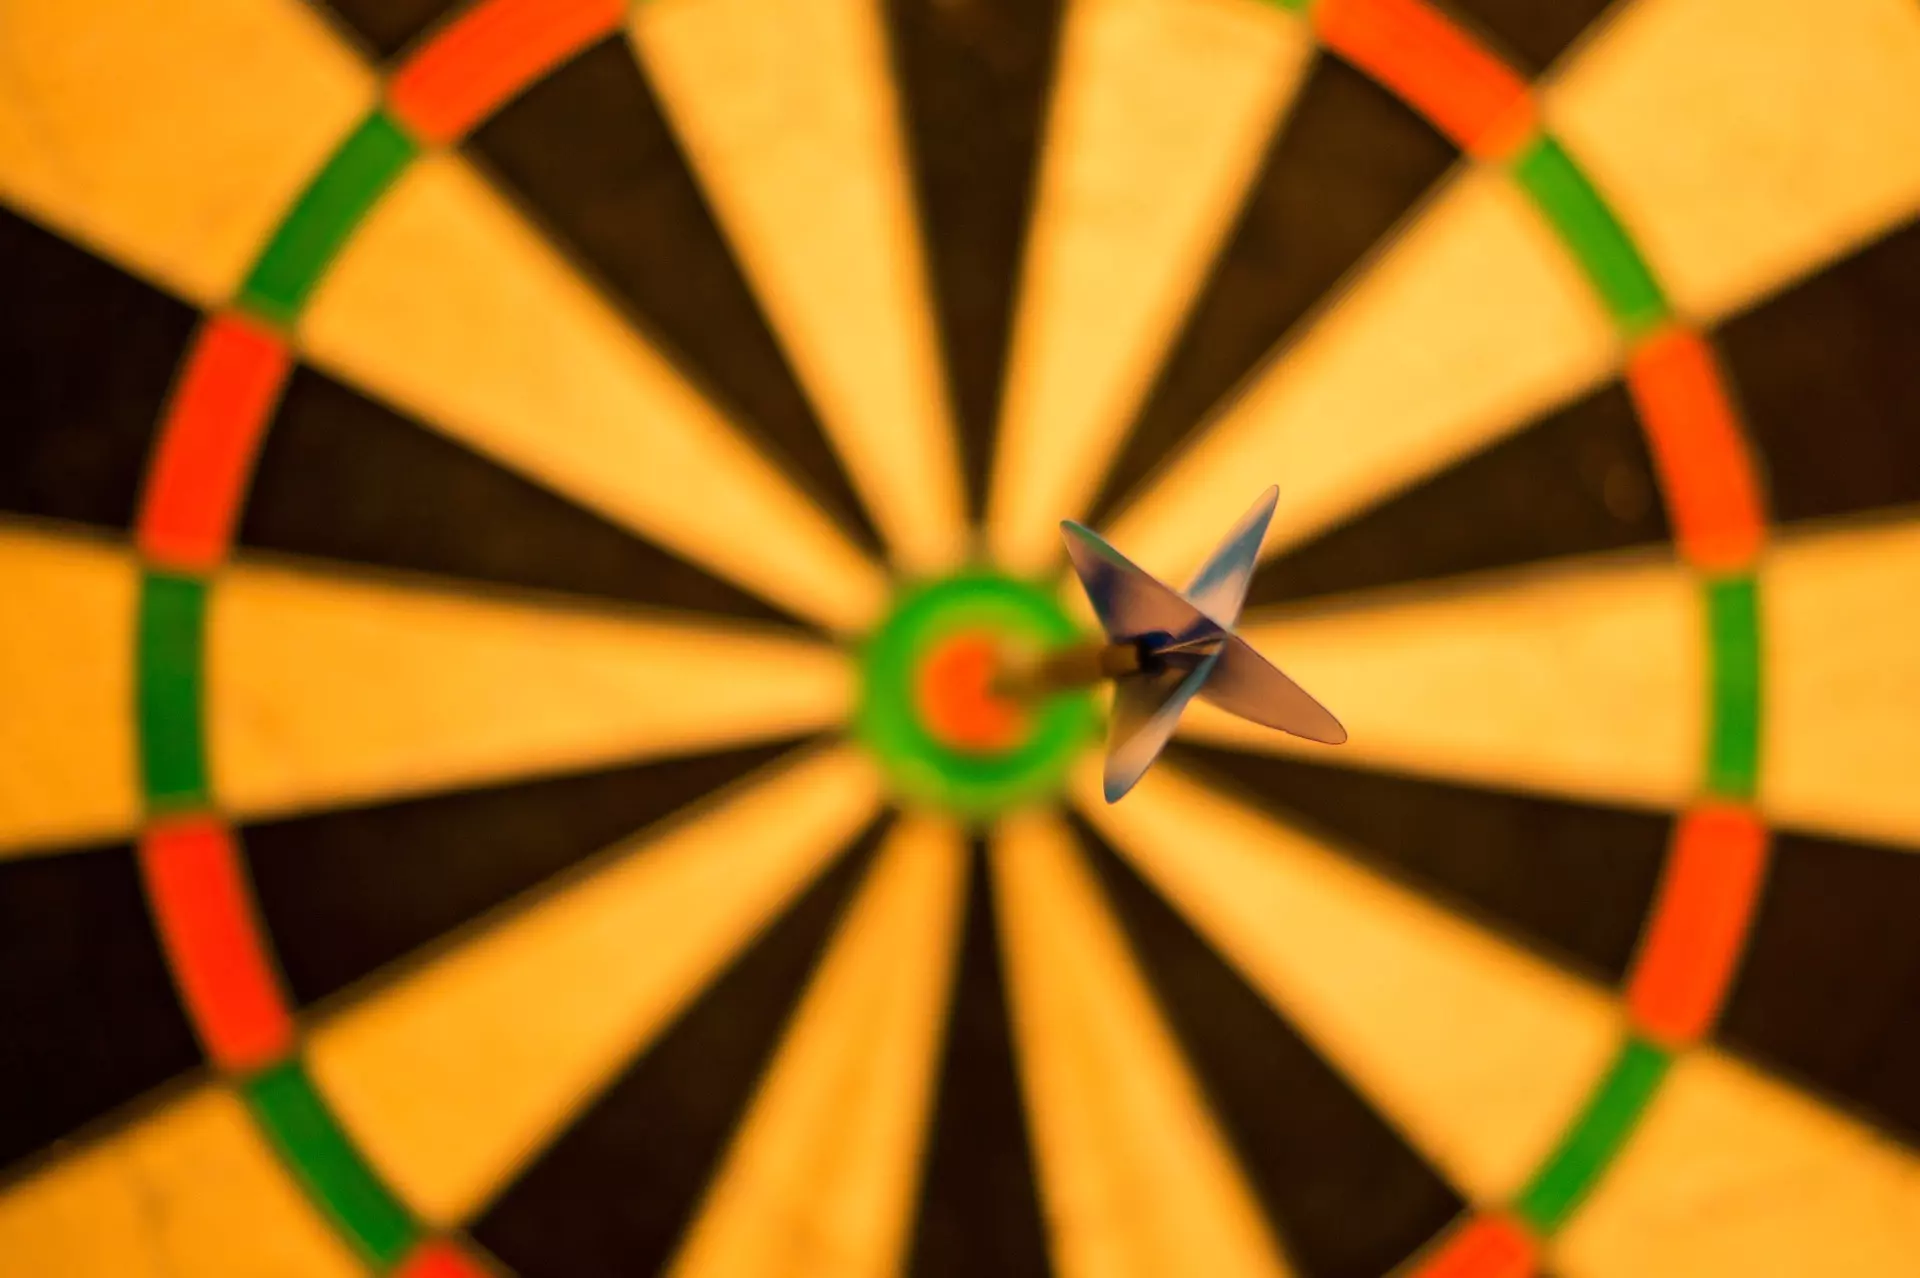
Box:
854;570;1098;816
913;631;1029;753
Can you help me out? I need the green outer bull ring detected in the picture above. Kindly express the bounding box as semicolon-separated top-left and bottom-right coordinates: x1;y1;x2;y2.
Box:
853;570;1101;818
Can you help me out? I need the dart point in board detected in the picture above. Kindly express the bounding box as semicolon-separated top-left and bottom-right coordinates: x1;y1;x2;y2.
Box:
856;488;1344;813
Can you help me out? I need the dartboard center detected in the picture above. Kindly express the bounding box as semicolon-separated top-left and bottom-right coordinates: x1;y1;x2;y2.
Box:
915;631;1029;752
855;571;1100;817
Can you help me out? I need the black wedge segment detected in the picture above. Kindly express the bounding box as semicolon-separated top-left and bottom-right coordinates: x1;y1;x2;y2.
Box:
0;843;202;1173
471;815;889;1278
883;0;1067;519
239;366;799;625
1247;379;1669;607
1165;744;1669;985
907;838;1054;1278
1437;0;1618;73
313;0;463;59
245;739;813;1009
1716;214;1920;526
467;37;881;553
0;207;197;533
1069;812;1465;1277
1716;830;1920;1148
1087;57;1456;525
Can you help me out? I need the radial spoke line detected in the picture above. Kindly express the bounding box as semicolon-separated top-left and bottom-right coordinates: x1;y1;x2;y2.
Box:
1101;0;1920;602
994;811;1296;1278
2;7;878;1276
302;745;882;1227
1076;763;1616;1210
1238;373;1674;612
905;838;1054;1277
1082;47;1469;541
1057;45;1785;1263
234;359;801;625
296;147;888;634
11;4;1919;1278
1100;162;1619;587
985;0;1315;573
628;0;968;573
1092;6;1801;1267
883;0;1068;529
242;738;812;1014
0;0;891;633
665;815;967;1278
472;809;891;1276
1163;740;1671;988
449;16;889;568
1189;514;1920;855
1068;777;1476;1275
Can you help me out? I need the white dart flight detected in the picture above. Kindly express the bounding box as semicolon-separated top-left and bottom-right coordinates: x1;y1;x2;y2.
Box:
1003;487;1346;802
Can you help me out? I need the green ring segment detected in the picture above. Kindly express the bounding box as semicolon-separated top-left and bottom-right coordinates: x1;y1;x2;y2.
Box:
855;571;1101;816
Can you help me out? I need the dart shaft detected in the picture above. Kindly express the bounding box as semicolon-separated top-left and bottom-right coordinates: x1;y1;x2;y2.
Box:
994;640;1142;699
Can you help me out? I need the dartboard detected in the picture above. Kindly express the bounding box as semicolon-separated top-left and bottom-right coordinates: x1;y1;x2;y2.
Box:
5;0;1919;1274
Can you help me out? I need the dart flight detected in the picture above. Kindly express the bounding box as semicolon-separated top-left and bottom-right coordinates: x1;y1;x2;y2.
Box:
1004;487;1347;802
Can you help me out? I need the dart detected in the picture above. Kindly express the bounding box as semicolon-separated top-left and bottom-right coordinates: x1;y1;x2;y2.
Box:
997;486;1347;802
9;0;1920;1272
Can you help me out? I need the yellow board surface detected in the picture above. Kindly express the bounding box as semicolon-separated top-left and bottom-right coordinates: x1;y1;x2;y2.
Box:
208;556;850;821
1554;1051;1920;1277
1547;0;1920;321
1761;515;1920;851
996;810;1295;1278
2;0;1918;1272
306;746;881;1225
301;154;888;634
668;816;966;1278
0;0;372;303
635;0;968;573
0;1085;367;1278
1106;168;1619;585
1081;762;1619;1204
988;0;1313;572
0;524;138;856
1181;552;1702;812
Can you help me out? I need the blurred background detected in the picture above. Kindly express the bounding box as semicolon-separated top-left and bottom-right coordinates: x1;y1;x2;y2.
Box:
3;0;1918;1274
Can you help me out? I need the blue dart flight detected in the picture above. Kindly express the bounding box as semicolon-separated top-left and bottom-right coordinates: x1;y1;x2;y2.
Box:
1034;486;1346;802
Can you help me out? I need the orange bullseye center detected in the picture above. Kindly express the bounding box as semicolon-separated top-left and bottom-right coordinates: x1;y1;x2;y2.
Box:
914;632;1030;754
